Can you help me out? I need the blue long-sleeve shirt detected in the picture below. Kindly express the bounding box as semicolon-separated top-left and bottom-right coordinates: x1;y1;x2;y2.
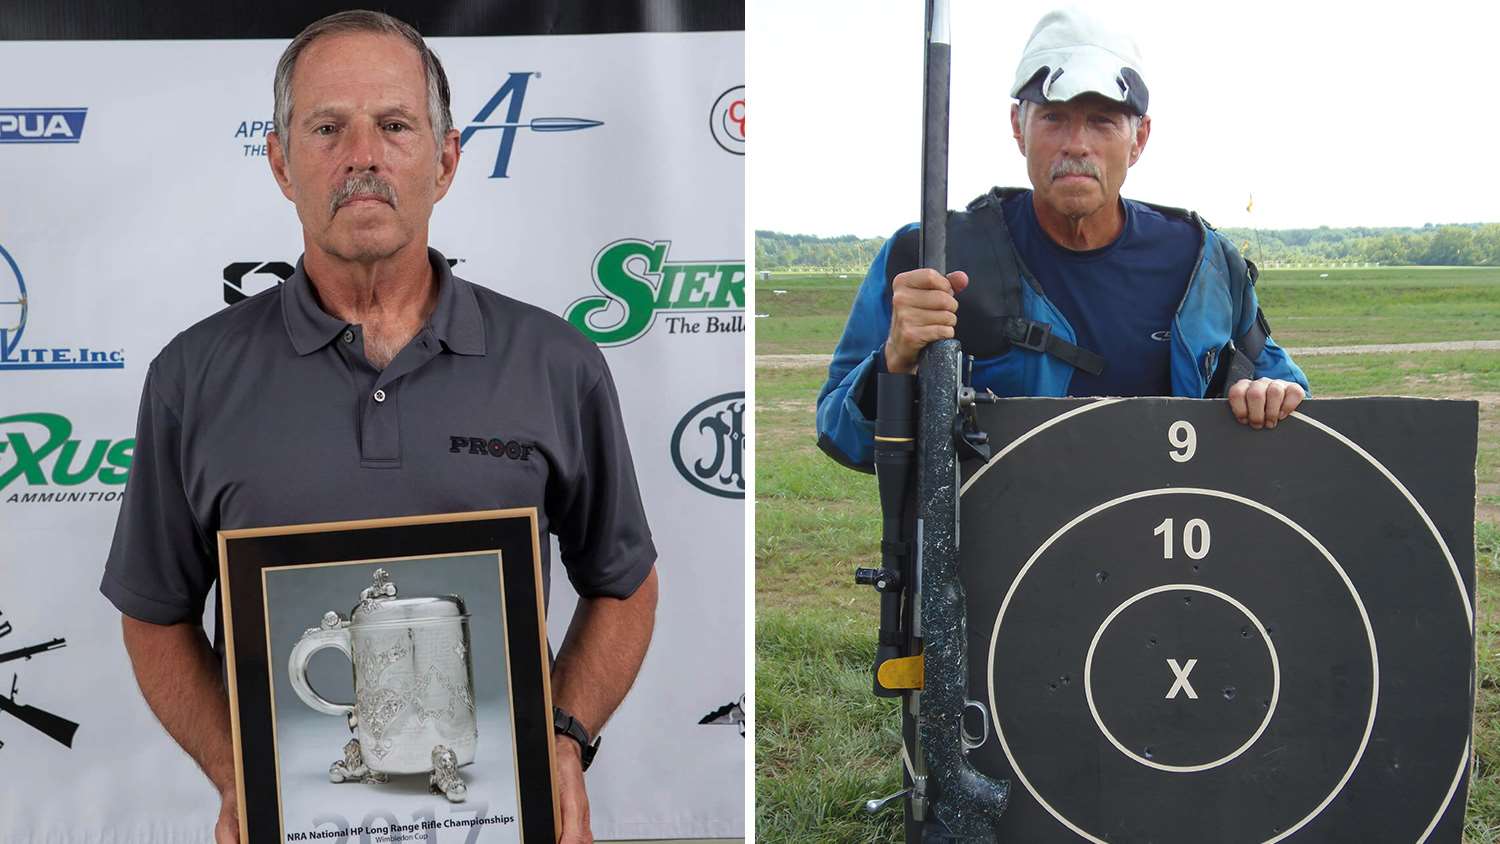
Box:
815;195;1308;472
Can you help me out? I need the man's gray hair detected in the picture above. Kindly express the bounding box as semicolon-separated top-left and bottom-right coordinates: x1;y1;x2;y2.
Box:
273;10;453;158
1016;100;1142;136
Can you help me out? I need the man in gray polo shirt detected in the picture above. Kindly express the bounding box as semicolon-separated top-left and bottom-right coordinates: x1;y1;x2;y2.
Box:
99;11;656;844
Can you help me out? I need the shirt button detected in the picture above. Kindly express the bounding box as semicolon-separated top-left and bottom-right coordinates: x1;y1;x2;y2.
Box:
373;389;387;403
342;330;355;344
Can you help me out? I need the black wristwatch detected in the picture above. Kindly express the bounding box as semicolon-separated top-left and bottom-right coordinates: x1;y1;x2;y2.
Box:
552;706;600;771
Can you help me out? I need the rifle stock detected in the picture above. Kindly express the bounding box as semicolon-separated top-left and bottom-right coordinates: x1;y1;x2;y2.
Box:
0;692;78;748
913;341;1008;841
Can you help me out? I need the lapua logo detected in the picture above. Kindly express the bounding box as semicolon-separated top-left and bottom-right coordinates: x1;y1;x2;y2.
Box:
565;240;745;346
0;413;132;491
0;109;87;144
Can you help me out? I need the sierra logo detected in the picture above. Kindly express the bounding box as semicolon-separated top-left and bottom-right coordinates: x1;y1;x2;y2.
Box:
565;240;745;346
0;413;132;500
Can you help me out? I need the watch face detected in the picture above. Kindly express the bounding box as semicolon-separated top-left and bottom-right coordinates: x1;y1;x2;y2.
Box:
0;607;79;751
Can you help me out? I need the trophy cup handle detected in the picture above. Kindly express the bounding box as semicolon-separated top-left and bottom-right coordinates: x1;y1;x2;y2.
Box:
289;614;354;718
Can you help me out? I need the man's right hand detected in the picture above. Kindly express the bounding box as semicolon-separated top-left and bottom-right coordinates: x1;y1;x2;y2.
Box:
885;268;969;374
214;790;239;843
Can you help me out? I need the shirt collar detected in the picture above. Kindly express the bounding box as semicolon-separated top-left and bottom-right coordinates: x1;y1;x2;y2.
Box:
425;248;486;356
281;247;486;357
281;257;347;356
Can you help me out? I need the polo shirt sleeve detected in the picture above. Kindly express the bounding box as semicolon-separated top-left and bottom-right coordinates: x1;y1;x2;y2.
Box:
551;363;657;599
99;359;215;625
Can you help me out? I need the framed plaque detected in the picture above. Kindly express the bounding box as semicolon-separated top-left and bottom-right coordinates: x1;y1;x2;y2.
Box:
217;509;558;844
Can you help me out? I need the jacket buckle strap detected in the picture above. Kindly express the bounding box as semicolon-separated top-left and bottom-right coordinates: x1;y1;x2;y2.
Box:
1001;317;1107;376
1005;317;1052;353
1238;308;1270;361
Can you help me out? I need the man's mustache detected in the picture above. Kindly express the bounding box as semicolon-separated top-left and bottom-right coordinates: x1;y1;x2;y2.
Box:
1050;159;1101;182
330;172;398;216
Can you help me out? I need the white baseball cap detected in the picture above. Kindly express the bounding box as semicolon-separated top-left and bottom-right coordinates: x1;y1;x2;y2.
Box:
1011;7;1149;115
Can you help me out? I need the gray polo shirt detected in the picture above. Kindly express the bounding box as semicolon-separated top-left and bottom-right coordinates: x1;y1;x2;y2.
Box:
101;248;655;626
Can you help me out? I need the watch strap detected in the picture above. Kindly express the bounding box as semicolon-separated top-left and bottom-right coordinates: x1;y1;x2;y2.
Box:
552;706;600;772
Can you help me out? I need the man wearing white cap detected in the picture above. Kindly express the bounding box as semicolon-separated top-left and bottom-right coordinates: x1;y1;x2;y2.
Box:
816;7;1309;470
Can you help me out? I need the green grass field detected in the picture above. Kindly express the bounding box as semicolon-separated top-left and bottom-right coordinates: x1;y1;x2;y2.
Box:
754;266;1500;842
757;267;1500;354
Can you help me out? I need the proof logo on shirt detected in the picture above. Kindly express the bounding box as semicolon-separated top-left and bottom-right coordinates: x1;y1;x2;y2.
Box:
449;435;534;461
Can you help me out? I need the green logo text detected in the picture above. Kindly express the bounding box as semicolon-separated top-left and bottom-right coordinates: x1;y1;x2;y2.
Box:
0;413;133;491
565;240;745;346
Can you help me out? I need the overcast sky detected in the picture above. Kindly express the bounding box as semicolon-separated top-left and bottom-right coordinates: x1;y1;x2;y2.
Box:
750;0;1500;238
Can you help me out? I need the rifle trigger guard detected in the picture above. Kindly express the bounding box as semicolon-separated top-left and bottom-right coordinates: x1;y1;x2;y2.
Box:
961;699;989;752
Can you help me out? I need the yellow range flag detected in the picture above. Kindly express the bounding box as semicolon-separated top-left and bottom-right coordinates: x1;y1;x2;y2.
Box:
1246;193;1254;214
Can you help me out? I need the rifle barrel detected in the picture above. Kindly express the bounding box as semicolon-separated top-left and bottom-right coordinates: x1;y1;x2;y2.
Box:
0;638;66;665
920;0;951;274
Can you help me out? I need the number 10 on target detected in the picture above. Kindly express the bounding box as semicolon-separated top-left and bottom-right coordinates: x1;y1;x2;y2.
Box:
1154;518;1210;560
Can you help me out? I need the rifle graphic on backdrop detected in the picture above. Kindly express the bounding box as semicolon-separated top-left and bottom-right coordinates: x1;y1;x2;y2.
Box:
0;637;66;666
0;638;78;749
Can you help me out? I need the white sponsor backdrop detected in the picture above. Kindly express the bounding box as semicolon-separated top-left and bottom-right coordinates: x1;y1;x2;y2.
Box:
0;32;744;842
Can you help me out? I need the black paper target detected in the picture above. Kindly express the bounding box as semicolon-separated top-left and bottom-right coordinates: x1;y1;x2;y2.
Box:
955;397;1477;843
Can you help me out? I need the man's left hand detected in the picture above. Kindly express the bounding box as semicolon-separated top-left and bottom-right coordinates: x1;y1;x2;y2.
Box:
555;735;593;844
1227;378;1305;429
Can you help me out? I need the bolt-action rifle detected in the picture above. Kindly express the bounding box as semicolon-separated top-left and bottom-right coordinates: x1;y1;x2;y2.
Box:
856;3;1009;840
0;675;79;748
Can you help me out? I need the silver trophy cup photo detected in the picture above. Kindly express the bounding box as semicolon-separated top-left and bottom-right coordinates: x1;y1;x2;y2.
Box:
288;568;479;802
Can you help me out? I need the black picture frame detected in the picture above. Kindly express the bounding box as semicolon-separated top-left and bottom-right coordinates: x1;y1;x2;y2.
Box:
217;508;558;844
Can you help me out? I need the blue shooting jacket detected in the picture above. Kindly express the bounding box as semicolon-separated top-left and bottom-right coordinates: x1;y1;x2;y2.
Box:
814;213;1310;472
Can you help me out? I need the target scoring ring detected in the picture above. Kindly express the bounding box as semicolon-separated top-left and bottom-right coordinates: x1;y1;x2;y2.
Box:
1083;583;1282;773
956;401;1475;841
985;486;1379;844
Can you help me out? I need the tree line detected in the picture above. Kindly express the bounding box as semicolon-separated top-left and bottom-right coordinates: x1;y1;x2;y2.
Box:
756;223;1500;272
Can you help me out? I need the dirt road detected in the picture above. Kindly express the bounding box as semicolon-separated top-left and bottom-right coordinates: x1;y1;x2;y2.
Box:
756;340;1500;370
